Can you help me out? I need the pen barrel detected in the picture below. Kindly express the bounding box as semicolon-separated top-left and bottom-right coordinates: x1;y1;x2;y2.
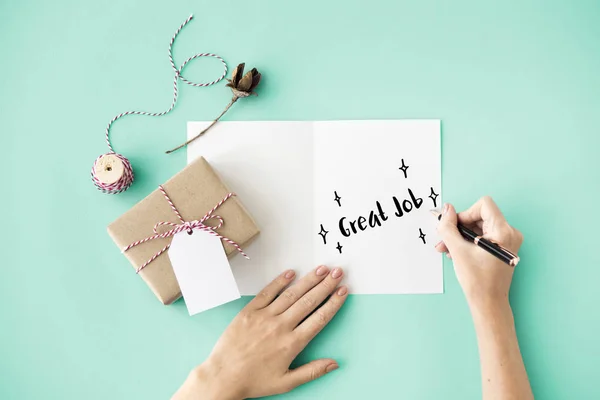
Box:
477;239;516;266
458;225;478;242
457;225;516;266
434;214;518;266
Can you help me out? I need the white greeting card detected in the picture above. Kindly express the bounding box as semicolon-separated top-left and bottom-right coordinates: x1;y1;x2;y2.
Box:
187;120;442;295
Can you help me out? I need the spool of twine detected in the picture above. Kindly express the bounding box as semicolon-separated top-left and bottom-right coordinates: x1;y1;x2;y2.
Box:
91;14;227;194
91;153;134;194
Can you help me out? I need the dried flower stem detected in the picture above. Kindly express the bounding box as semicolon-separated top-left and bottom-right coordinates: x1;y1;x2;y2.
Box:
165;96;239;154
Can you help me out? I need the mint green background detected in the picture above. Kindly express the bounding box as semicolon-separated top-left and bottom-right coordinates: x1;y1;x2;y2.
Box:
1;1;599;399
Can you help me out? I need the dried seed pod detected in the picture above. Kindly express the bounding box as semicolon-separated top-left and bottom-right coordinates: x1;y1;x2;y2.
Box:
166;62;263;153
226;63;262;97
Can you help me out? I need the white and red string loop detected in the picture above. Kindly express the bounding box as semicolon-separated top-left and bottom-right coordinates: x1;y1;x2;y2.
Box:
123;185;249;273
92;15;227;194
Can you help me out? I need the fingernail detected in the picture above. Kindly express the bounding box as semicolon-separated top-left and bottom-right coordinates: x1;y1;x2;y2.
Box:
284;270;295;279
326;363;339;373
337;286;348;296
316;265;329;276
443;203;449;214
434;240;443;248
331;267;343;279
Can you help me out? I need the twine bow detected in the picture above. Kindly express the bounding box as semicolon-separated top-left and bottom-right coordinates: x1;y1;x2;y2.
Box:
123;185;248;273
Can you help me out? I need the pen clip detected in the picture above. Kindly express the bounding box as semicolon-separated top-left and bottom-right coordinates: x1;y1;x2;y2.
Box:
489;239;520;265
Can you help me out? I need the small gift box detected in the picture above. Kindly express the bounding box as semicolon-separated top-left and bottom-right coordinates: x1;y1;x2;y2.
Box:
107;157;259;305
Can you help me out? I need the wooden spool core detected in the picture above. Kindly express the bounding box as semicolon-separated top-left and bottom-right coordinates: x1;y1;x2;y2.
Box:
94;154;125;185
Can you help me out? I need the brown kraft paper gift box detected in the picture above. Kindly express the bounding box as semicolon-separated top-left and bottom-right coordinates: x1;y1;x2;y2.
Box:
107;157;259;305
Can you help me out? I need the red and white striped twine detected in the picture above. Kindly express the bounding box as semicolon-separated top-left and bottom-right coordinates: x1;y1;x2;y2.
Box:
90;153;134;194
123;185;249;273
92;14;228;194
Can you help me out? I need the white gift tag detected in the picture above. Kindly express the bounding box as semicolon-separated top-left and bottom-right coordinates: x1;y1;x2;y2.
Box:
168;230;240;315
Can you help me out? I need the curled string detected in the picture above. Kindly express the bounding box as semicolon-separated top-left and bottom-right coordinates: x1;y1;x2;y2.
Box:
104;14;228;154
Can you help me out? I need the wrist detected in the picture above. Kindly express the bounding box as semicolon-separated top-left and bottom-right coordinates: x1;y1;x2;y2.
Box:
468;295;512;325
173;363;243;400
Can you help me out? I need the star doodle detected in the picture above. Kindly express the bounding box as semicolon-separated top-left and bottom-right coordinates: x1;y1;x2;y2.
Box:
336;241;343;254
318;224;329;245
398;159;409;178
428;187;439;207
418;228;426;244
334;191;342;207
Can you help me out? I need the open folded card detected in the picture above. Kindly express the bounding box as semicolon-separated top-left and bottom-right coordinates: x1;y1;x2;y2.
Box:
187;120;443;295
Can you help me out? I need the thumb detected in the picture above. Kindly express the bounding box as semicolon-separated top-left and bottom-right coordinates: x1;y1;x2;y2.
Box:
437;203;465;252
282;359;338;391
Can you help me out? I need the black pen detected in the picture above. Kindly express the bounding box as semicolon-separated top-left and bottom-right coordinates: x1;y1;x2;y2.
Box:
430;210;520;267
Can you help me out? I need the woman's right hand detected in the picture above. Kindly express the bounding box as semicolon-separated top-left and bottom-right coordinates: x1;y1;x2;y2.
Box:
434;196;524;310
437;198;534;399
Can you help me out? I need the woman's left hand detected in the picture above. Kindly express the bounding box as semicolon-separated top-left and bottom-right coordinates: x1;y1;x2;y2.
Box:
172;266;348;400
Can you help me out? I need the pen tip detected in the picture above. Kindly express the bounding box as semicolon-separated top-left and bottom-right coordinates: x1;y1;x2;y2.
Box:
430;209;441;217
